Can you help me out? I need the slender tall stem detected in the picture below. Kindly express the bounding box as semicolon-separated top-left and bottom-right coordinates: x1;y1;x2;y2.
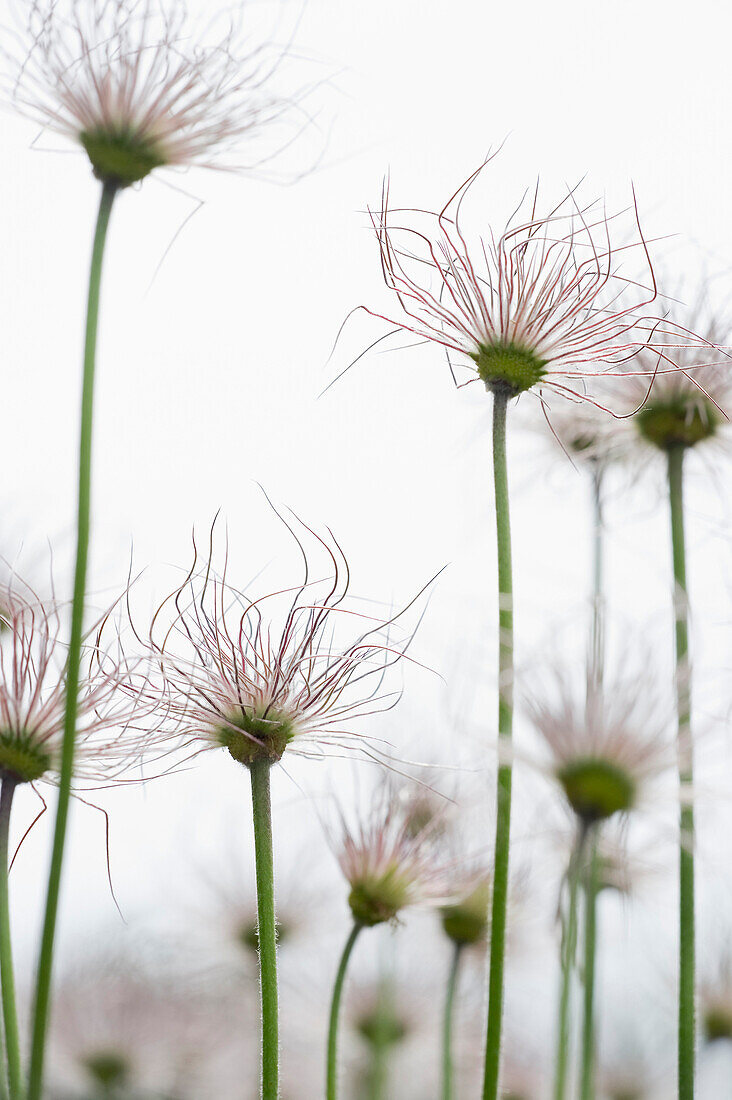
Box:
668;445;695;1100
0;777;21;1100
482;388;514;1100
554;831;584;1100
588;464;605;702
442;942;463;1100
28;180;117;1100
580;832;599;1100
327;923;362;1100
250;760;279;1100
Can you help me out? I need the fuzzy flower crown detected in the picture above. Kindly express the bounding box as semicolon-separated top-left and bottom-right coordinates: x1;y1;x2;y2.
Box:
365;154;717;403
525;667;674;824
336;792;446;926
4;0;314;185
625;292;732;453
128;518;428;770
0;576;149;786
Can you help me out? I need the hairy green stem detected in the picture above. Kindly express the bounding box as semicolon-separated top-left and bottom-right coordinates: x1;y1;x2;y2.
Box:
250;760;279;1100
580;832;599;1100
668;445;695;1100
28;180;117;1100
482;388;514;1100
0;778;21;1100
327;923;362;1100
554;830;584;1100
442;942;463;1100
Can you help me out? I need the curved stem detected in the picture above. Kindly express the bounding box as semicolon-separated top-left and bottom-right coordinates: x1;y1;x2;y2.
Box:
327;923;362;1100
554;829;584;1100
580;831;599;1100
250;760;279;1100
668;446;695;1100
482;389;514;1100
442;942;463;1100
27;179;117;1100
0;778;21;1100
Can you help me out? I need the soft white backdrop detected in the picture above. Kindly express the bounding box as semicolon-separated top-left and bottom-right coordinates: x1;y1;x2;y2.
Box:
1;0;732;1092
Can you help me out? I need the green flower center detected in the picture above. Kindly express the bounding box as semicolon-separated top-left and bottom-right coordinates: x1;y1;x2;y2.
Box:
636;396;719;451
348;867;412;927
440;882;491;946
80;128;168;186
356;1006;408;1048
83;1049;129;1090
216;706;295;767
704;1004;732;1043
471;341;547;396
0;732;51;784
557;758;636;822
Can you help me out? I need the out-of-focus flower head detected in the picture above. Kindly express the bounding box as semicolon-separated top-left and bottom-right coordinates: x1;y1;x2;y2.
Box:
525;666;673;827
440;869;491;948
5;0;317;187
363;151;711;405
624;289;732;456
130;515;425;772
0;575;147;787
700;952;732;1044
335;785;447;926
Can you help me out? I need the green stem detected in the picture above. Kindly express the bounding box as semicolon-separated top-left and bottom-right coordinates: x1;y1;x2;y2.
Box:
250;760;279;1100
554;830;584;1100
668;445;695;1100
588;464;605;703
482;388;514;1100
442;942;463;1100
365;1015;389;1100
27;179;117;1100
0;778;21;1100
327;923;362;1100
580;832;599;1100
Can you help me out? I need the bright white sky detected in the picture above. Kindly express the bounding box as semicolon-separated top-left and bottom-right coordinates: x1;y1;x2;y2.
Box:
1;0;732;1093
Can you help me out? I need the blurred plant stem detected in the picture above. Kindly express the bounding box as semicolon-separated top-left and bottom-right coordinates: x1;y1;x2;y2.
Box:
482;388;514;1100
588;464;605;702
327;923;362;1100
554;828;585;1100
0;777;21;1100
28;179;118;1100
250;760;279;1100
668;445;695;1100
580;831;599;1100
442;942;463;1100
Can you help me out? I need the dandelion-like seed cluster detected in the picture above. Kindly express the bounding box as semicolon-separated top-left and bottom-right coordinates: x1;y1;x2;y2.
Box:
368;156;707;404
5;0;308;185
0;578;147;786
132;525;417;770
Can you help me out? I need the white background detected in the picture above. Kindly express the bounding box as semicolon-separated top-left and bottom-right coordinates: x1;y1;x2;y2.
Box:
1;0;732;1094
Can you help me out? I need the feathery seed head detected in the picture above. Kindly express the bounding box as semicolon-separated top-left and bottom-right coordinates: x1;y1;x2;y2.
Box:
626;291;732;454
337;793;445;927
0;576;148;786
6;0;312;186
526;669;671;826
366;153;710;408
133;516;423;771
